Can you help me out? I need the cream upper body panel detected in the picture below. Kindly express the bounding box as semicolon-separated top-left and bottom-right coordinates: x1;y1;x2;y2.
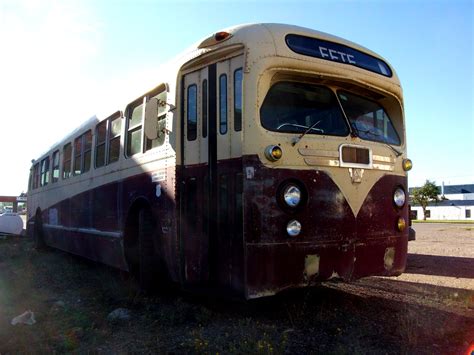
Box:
28;23;407;218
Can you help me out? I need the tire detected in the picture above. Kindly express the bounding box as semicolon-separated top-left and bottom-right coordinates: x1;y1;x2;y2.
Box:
137;208;159;293
33;212;46;250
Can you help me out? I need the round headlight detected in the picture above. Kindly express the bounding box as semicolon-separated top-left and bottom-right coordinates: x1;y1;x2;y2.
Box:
393;187;406;208
287;220;302;237
283;185;301;207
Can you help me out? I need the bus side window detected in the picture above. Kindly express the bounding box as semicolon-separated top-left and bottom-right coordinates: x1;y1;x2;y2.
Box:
234;68;242;132
126;98;144;157
187;84;197;141
73;136;82;175
95;120;107;168
73;130;92;175
33;163;40;189
83;131;92;173
109;115;121;163
40;157;50;187
52;150;60;183
219;74;227;134
62;143;72;179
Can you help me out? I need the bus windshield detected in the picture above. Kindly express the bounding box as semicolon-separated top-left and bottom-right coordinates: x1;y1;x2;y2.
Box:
260;82;349;137
337;91;401;146
260;82;402;146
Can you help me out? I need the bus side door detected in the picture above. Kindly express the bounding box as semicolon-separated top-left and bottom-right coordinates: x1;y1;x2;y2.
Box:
181;55;244;292
182;67;209;284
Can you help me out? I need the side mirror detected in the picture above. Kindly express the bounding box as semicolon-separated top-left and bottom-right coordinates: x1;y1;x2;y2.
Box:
145;97;159;140
144;90;168;140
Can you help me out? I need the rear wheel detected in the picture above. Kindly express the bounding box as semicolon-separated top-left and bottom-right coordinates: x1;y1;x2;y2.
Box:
33;211;46;250
137;208;158;292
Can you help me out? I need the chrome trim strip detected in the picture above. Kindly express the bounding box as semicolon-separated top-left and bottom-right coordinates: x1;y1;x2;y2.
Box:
44;224;122;239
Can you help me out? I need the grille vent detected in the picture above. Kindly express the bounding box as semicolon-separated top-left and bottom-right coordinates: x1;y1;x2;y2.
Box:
341;146;370;165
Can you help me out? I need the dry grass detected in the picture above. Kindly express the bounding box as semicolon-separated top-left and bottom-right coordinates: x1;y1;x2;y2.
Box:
1;235;473;353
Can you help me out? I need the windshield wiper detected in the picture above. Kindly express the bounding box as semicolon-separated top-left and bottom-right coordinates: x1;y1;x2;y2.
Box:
291;120;322;147
351;124;403;157
385;143;402;157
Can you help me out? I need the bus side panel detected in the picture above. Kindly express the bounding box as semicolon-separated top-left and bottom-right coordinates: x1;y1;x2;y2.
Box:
92;182;120;232
177;157;245;296
36;165;179;278
45;226;127;269
215;158;244;294
41;184;127;270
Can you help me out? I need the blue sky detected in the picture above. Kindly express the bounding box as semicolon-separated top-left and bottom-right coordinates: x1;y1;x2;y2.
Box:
0;0;472;195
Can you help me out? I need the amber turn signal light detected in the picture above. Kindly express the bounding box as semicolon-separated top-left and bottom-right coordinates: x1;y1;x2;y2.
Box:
402;159;413;171
397;217;406;232
264;145;283;162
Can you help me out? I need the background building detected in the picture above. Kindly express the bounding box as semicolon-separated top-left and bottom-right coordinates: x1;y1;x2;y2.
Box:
410;184;474;221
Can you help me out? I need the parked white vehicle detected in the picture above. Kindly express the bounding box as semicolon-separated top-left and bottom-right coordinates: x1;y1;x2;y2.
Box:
0;212;24;235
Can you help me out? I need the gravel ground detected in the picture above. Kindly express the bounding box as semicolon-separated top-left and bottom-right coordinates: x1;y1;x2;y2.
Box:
0;222;473;353
396;223;474;290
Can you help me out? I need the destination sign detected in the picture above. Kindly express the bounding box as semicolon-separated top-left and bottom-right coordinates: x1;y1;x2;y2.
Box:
286;34;392;77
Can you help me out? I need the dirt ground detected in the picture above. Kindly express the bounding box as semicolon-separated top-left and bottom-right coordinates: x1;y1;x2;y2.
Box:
0;223;473;353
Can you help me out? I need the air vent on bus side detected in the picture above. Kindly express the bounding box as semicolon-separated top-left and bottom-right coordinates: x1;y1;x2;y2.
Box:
339;145;372;168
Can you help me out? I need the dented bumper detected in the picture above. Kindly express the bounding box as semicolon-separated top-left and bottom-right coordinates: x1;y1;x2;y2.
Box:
245;236;407;299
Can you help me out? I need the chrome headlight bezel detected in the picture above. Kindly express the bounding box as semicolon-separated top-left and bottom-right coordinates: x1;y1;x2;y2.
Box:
277;180;307;212
393;187;406;208
287;219;302;237
283;185;302;208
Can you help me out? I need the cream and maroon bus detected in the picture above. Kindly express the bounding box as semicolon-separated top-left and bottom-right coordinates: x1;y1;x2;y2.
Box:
27;23;414;298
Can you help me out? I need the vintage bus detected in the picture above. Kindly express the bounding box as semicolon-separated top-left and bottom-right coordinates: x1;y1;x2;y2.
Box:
27;23;414;299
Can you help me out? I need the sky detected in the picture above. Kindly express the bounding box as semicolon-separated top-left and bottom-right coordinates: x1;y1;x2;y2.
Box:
0;0;472;196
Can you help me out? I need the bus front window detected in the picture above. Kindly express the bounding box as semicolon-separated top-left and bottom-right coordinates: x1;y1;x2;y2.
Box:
260;82;349;137
338;91;401;146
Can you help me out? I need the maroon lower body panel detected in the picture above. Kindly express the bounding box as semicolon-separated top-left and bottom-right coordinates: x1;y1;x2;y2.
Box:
44;227;127;270
30;165;179;280
29;153;408;299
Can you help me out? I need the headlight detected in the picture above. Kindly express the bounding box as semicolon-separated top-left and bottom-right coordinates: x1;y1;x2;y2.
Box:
283;185;301;207
287;220;302;237
393;187;406;208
